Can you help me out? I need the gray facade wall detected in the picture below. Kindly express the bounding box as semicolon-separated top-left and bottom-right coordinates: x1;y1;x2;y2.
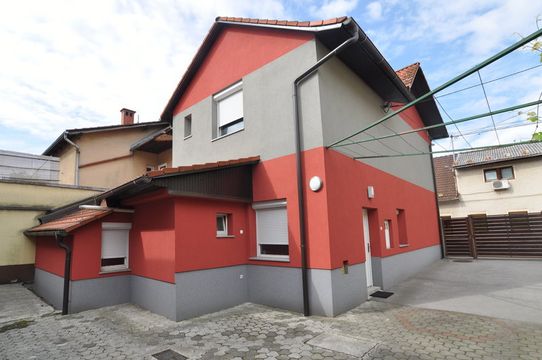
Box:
70;275;131;313
172;40;324;166
316;41;435;192
371;245;441;289
131;275;177;320
34;268;64;310
175;265;248;320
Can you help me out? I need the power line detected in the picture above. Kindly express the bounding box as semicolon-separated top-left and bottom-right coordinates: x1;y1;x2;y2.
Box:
477;71;500;144
435;97;474;148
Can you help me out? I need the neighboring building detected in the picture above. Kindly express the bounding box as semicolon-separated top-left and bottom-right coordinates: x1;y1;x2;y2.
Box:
0;149;59;183
26;16;447;320
435;143;542;218
43;108;171;189
0;180;102;283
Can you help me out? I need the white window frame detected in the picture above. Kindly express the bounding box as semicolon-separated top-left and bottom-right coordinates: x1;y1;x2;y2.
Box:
216;214;229;237
158;163;167;170
101;222;131;272
384;220;392;249
253;200;289;261
213;81;244;140
184;114;192;139
145;165;154;172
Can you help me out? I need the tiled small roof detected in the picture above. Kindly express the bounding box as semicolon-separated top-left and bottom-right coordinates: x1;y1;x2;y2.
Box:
26;208;112;235
216;16;348;28
433;155;458;201
455;143;542;168
395;62;420;89
147;156;260;177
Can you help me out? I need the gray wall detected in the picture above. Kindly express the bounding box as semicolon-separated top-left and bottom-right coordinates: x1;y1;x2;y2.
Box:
172;40;324;166
371;245;441;289
176;265;248;320
34;268;64;310
316;41;435;192
131;275;177;320
70;275;131;313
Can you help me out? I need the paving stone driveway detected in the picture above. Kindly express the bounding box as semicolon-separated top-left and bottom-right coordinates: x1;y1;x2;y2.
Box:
1;285;541;359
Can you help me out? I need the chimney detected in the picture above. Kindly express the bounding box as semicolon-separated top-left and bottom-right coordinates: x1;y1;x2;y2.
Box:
120;108;136;125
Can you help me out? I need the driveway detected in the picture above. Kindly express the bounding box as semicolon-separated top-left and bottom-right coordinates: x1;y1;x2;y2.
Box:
377;259;542;324
1;283;542;359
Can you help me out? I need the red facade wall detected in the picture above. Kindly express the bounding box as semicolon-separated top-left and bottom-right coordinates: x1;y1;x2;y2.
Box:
391;103;430;143
174;197;250;273
324;149;440;269
35;236;70;277
173;26;312;115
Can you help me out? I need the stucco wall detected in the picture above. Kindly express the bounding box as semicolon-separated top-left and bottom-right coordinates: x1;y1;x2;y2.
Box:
440;158;542;218
58;146;76;185
0;181;102;271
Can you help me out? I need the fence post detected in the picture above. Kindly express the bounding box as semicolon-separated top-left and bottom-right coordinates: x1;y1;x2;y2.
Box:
467;216;477;259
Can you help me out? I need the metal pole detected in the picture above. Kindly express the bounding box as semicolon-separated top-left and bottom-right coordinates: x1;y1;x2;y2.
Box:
327;28;542;148
332;100;542;148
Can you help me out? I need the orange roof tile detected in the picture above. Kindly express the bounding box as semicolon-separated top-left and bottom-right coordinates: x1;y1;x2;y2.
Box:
146;156;260;177
395;62;420;89
26;208;112;234
216;16;348;28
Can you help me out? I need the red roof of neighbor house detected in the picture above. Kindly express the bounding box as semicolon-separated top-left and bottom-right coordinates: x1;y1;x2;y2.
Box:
147;156;261;177
216;16;348;27
26;208;113;235
433;155;458;202
395;62;420;89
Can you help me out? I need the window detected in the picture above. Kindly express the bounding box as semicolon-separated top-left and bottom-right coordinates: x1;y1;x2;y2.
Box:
158;163;167;170
384;220;392;249
484;166;514;182
145;165;154;172
214;82;244;139
101;223;131;271
253;200;289;259
396;209;408;246
216;214;229;237
184;114;192;138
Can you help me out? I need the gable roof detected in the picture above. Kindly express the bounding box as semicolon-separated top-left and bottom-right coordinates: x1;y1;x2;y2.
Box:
396;63;420;90
433;155;458;202
454;142;542;168
43;121;169;156
160;16;447;140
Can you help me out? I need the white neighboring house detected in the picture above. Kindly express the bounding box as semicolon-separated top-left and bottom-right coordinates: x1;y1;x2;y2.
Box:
434;143;542;218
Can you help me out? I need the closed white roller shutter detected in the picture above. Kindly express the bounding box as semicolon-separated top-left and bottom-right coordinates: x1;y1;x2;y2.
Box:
217;90;243;127
101;223;131;269
254;202;288;246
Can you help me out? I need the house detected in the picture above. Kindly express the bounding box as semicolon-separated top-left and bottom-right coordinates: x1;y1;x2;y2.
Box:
26;16;447;320
43;108;172;189
434;143;542;218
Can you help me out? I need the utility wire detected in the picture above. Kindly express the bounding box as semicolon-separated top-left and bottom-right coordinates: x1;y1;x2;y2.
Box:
477;71;501;144
435;98;473;148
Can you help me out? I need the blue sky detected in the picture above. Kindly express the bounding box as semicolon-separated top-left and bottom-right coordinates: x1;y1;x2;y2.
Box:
1;0;541;155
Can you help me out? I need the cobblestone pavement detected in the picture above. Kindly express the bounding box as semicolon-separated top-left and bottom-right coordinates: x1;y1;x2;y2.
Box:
1;290;541;359
0;284;54;325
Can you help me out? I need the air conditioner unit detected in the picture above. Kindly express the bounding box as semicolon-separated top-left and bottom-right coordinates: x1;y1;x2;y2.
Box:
492;179;510;190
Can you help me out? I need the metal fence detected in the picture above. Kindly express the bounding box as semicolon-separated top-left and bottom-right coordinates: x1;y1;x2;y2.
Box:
0;149;59;183
442;213;542;258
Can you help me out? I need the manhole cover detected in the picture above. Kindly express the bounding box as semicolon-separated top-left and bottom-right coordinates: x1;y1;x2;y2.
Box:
152;349;187;360
307;333;378;357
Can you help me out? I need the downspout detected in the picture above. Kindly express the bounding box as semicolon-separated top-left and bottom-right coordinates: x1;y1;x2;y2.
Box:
293;23;360;316
428;143;446;259
56;233;72;315
63;133;80;186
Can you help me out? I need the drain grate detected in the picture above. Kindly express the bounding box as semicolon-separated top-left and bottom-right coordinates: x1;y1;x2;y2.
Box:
370;290;394;299
152;349;187;360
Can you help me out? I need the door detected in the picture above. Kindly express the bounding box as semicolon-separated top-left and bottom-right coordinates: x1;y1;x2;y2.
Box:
362;209;373;288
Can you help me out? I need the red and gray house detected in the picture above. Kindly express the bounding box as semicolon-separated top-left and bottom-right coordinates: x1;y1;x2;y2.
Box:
26;16;448;320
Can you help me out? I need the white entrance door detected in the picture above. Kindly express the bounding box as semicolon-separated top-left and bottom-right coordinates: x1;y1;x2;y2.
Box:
362;209;373;288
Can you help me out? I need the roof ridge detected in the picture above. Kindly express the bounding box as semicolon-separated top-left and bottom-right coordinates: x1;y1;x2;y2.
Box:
215;16;348;28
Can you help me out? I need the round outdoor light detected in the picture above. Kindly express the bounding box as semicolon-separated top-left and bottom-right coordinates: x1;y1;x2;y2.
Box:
309;176;323;192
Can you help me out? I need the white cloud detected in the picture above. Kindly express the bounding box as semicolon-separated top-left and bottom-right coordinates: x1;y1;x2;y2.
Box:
310;0;359;19
0;0;288;153
366;2;382;20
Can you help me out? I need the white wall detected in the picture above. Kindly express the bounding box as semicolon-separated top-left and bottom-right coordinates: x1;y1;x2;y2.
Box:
440;157;542;218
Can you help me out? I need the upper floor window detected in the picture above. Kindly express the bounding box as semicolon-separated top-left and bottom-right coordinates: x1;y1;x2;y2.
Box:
213;81;244;139
184;114;192;139
484;166;514;182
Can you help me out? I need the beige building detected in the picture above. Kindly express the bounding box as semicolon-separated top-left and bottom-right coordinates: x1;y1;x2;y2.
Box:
0;179;101;283
43;109;172;189
434;143;542;218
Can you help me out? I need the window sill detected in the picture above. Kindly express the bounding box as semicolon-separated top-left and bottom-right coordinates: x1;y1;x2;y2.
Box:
211;128;244;142
217;235;235;239
249;256;290;263
184;135;192;140
99;268;130;274
399;244;409;248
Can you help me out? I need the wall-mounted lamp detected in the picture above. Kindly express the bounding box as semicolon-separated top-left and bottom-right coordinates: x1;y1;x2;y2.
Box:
382;102;392;113
309;176;323;192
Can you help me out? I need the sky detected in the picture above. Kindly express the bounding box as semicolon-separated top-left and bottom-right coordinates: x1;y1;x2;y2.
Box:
1;0;541;155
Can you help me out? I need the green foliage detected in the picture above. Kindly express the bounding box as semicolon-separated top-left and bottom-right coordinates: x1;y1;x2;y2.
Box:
532;132;542;141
